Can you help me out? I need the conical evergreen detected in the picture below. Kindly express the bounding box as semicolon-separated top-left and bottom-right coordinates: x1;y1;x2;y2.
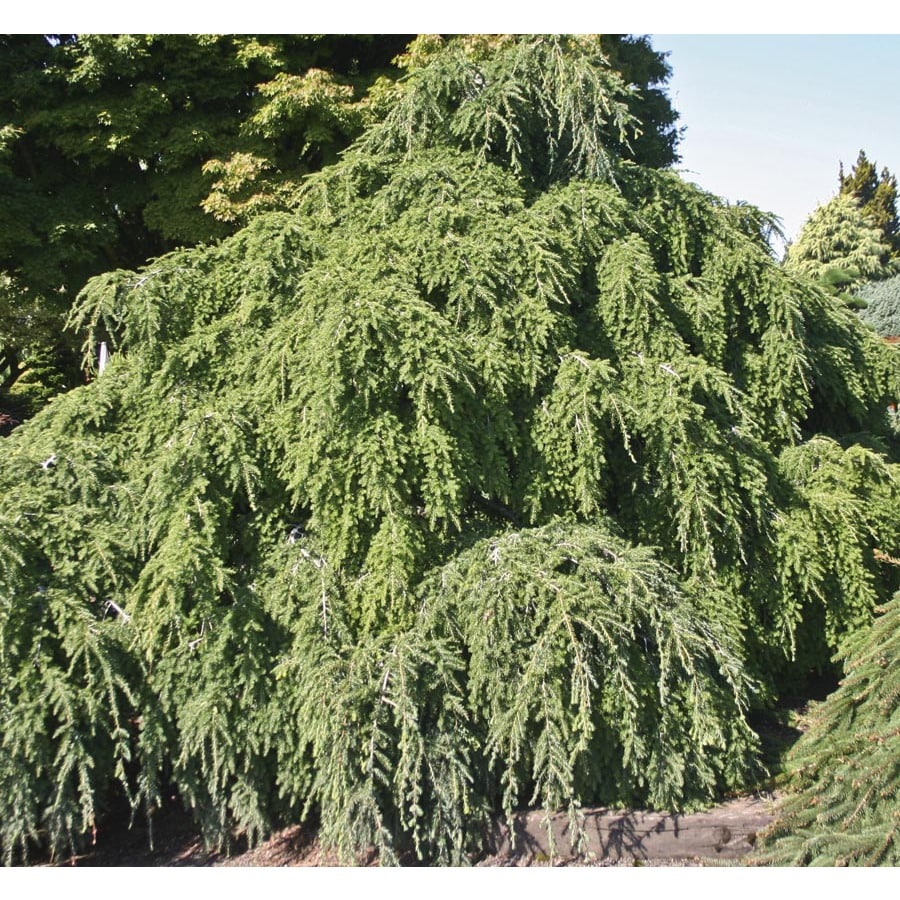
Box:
2;35;900;864
839;150;899;255
785;193;894;286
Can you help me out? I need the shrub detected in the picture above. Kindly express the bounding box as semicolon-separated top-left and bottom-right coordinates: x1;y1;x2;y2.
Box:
856;272;900;338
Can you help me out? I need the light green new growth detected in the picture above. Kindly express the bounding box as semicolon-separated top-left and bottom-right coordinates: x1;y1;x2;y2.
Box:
785;193;895;285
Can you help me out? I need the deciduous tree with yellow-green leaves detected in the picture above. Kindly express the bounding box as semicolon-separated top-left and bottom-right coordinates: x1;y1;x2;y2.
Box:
0;34;412;419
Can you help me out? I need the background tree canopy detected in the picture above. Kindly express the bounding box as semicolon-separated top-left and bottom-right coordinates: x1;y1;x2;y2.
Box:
1;34;899;866
784;193;895;289
0;34;413;419
784;151;900;312
0;33;678;426
839;150;899;256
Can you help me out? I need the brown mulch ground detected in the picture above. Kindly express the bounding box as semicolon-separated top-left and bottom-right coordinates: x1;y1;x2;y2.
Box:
38;793;777;868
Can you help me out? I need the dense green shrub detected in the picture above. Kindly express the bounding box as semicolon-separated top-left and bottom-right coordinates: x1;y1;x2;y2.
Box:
2;35;900;864
785;193;894;285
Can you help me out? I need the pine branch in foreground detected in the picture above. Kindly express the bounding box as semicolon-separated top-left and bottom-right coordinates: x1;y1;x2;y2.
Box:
756;591;900;866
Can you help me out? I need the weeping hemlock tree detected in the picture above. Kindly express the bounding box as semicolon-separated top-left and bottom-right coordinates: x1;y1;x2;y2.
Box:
1;35;899;865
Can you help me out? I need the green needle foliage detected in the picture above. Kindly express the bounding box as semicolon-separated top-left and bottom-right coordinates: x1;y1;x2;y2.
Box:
839;150;899;256
856;272;900;338
1;35;900;864
757;590;900;866
785;193;895;287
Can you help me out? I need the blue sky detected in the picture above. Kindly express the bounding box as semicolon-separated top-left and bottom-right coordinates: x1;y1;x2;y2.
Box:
651;35;900;252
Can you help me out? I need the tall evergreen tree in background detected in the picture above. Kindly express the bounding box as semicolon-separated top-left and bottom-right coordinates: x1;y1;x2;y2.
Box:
1;34;899;866
839;150;899;256
786;151;900;310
